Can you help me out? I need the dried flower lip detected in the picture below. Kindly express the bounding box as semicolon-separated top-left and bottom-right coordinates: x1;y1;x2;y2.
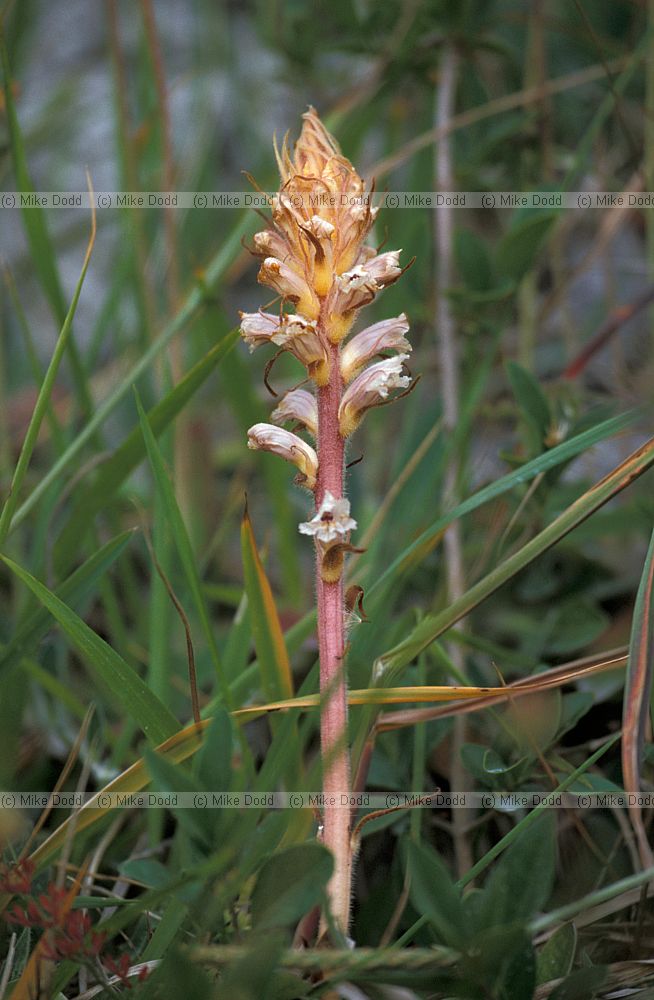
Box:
247;422;318;489
239;310;328;378
299;491;357;544
340;313;411;382
338;355;412;437
272;388;318;437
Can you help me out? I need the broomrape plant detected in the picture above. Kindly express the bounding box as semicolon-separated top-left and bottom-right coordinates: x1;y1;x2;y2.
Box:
240;109;413;934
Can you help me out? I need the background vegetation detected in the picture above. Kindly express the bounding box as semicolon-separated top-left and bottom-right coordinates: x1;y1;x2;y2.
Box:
1;1;654;997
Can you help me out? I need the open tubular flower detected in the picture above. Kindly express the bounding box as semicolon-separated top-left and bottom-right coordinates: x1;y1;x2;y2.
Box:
247;423;317;490
299;491;357;544
338;355;411;437
272;389;318;437
340;314;411;382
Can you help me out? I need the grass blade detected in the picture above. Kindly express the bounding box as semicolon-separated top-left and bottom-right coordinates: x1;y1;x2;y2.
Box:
10;216;253;533
0;555;179;745
53;330;239;568
241;503;293;701
375;434;654;682
0;177;96;546
0;529;136;679
622;525;654;867
135;391;231;706
364;410;638;596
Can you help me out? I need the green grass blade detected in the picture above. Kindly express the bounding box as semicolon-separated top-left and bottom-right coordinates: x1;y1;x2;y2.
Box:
364;409;638;597
10;216;253;533
135;391;231;706
0;35;93;415
53;330;239;568
0;529;136;679
376;434;654;681
0;194;96;547
0;555;179;745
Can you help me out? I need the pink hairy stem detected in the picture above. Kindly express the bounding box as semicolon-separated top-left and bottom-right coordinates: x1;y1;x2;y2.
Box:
315;335;352;934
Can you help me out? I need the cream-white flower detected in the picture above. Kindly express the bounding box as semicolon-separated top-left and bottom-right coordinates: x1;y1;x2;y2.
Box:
338;355;411;436
299;491;357;544
239;310;281;352
364;250;403;287
247;423;318;489
239;310;328;382
258;256;318;317
340;314;411;382
332;265;379;313
272;389;318;436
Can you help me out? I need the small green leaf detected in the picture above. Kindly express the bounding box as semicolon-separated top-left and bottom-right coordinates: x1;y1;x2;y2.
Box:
506;360;551;453
407;840;467;947
474;814;555;929
497;207;559;282
251;843;333;930
195;708;233;793
536;923;577;985
455;228;494;292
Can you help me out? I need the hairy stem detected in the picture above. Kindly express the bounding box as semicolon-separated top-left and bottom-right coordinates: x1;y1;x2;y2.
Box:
316;339;351;934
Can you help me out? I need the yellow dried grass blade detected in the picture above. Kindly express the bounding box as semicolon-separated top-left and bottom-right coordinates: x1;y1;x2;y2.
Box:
241;503;293;700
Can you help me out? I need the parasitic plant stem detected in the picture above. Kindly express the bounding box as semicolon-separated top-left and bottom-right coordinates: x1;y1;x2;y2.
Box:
315;337;351;932
240;110;413;935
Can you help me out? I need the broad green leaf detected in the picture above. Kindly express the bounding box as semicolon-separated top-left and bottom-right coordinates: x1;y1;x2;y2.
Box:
375;434;654;683
0;529;135;679
135;391;229;703
472;814;555;929
536;924;577;985
54;330;239;570
241;504;293;701
548;966;607;1000
407;840;467;947
0;555;179;746
250;843;332;930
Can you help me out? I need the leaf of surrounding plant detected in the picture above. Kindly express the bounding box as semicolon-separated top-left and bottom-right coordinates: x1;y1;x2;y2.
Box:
548;965;607;1000
496;207;559;282
11;211;253;533
54;330;239;570
250;843;332;930
0;555;179;745
407;840;467;947
241;504;293;701
376;435;654;683
367;409;637;597
0;178;96;545
622;524;654;867
506;360;551;453
195;708;233;792
135;390;229;701
536;924;577;985
144;748;213;847
0;529;135;679
472;814;555;929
